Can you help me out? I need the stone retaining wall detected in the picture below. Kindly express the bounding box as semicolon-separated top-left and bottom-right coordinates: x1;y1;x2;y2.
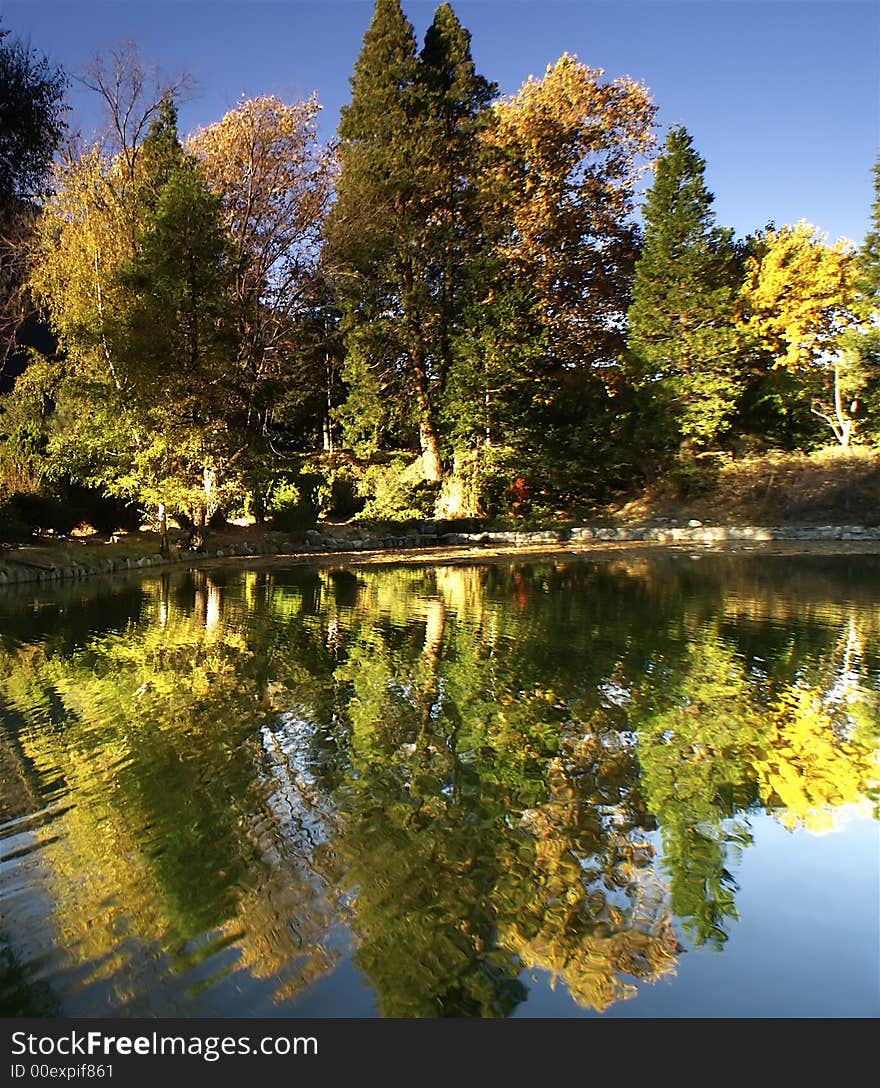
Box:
439;524;880;546
1;523;878;588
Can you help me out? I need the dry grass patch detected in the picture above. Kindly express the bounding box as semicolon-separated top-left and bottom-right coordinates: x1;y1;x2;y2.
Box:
616;446;880;526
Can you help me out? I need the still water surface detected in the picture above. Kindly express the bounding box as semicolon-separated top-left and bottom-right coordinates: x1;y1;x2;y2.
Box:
1;555;878;1017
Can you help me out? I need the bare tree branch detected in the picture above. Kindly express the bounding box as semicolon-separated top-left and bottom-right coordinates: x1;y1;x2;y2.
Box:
79;43;193;183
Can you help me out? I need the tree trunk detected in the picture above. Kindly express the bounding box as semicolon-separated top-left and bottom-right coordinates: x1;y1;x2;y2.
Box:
811;361;854;447
403;259;443;482
413;349;442;481
190;506;207;552
323;353;335;453
418;415;443;483
158;503;169;558
189;466;216;550
203;466;218;520
251;486;266;526
833;363;852;448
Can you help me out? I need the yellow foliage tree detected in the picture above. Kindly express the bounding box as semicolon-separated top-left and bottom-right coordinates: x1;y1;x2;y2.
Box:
189;94;334;444
29;148;134;389
738;221;859;445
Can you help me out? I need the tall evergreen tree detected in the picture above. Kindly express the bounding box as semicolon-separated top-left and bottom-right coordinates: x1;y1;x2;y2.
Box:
134;95;184;206
326;0;493;486
416;4;494;391
122;109;234;410
840;154;880;441
324;0;421;461
0;22;66;208
852;156;880;353
112;98;237;543
857;155;880;279
627;125;741;449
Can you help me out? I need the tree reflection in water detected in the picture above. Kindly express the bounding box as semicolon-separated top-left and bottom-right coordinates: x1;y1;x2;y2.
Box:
0;556;876;1015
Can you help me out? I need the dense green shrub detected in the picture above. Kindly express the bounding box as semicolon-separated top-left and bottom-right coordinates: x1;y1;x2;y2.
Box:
355;458;440;522
265;473;320;531
0;498;31;542
311;461;365;520
327;467;364;519
7;491;77;534
434;446;518;519
0;482;141;541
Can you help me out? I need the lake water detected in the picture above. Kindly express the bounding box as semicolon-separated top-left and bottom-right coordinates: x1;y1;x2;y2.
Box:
1;554;878;1018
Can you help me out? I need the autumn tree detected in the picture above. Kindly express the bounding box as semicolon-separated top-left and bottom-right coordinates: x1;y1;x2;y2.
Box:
627;125;742;451
189;95;335;467
24;46;189;473
29;91;239;547
22;137;139;528
449;54;654;508
737;221;856;446
488;55;654;377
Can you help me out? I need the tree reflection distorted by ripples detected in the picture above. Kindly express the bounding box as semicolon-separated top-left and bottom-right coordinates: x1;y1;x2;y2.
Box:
0;556;877;1016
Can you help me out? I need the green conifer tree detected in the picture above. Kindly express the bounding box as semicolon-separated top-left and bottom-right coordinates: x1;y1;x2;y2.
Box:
0;22;66;372
851;157;880;352
115;99;237;544
0;21;66;208
627;125;742;449
417;4;494;387
326;1;493;488
844;155;880;439
324;0;422;461
856;157;880;296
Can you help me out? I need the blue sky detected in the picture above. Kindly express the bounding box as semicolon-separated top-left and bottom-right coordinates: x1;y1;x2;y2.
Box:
3;1;878;244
